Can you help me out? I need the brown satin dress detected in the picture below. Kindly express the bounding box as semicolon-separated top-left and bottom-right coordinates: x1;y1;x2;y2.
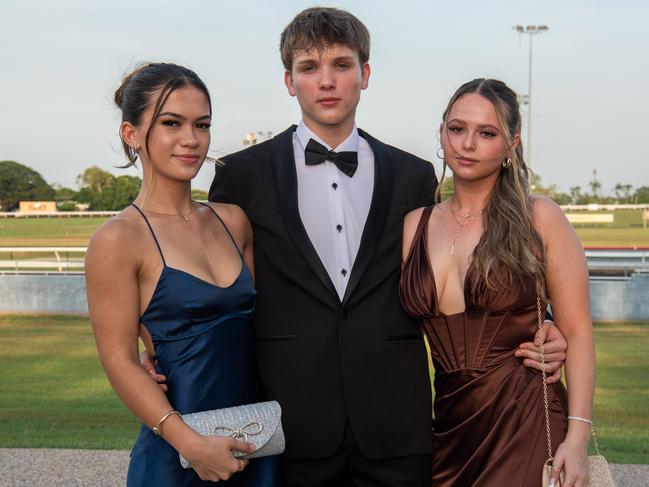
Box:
400;206;568;486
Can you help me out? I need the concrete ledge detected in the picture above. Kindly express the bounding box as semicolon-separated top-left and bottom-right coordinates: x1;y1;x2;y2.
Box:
0;275;87;314
590;273;649;321
1;272;649;321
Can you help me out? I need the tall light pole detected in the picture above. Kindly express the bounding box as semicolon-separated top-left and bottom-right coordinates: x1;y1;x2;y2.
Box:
513;24;549;167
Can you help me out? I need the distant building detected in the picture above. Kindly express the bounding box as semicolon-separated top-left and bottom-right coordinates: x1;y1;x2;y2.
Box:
19;201;57;212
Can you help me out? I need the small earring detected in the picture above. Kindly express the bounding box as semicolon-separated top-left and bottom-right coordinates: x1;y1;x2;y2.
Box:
437;148;444;160
502;158;512;168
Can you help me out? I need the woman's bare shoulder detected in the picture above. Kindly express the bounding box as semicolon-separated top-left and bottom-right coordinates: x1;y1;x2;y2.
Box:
402;206;430;260
203;202;250;233
87;208;144;264
531;195;563;217
404;206;428;229
204;202;247;221
530;195;568;233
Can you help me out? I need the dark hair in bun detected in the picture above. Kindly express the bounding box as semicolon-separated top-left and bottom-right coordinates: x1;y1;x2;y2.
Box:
115;63;211;167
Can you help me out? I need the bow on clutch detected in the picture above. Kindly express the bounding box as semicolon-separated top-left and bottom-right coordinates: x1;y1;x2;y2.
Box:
213;421;263;443
178;401;285;468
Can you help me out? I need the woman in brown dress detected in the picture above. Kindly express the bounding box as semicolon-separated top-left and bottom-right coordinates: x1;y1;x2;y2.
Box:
400;79;594;487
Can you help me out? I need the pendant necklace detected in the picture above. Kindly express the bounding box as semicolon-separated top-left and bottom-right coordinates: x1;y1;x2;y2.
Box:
448;201;484;256
141;206;196;222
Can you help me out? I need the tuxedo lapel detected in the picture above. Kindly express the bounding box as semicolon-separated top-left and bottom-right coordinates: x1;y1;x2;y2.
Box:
342;129;394;305
271;126;339;302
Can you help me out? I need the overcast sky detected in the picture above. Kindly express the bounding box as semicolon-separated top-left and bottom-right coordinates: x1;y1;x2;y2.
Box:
1;0;647;194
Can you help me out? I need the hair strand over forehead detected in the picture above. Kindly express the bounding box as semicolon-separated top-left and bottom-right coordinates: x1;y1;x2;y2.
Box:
280;7;370;71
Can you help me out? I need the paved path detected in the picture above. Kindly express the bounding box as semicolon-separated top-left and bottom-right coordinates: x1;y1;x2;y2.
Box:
1;448;647;486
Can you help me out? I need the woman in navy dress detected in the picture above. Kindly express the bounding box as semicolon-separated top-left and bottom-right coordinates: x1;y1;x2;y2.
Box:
86;63;279;485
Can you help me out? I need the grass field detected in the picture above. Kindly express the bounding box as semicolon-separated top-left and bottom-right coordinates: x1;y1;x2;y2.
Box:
0;315;139;450
1;210;648;247
0;218;108;246
570;210;649;247
0;315;647;463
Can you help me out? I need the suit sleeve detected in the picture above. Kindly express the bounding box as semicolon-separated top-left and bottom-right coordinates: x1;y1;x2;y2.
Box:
415;161;438;207
208;161;239;204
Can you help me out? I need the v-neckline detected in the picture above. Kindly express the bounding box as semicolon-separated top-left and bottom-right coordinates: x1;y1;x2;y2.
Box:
421;206;475;317
139;262;249;320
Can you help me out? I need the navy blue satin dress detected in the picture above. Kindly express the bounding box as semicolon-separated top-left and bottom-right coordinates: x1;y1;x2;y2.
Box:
127;203;280;486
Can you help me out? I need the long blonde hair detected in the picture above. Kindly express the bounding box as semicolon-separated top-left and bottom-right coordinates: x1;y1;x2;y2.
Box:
439;78;546;299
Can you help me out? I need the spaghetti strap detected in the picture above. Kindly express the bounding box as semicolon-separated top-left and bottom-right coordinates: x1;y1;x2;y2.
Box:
415;205;434;237
198;202;244;257
131;204;167;266
404;205;434;264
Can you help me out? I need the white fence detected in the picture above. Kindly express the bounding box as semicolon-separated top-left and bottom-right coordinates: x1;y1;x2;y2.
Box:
559;204;649;211
0;204;646;219
0;211;118;218
2;246;649;274
0;247;86;272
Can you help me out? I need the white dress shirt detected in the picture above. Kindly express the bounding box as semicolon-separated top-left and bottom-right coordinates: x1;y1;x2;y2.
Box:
293;121;375;300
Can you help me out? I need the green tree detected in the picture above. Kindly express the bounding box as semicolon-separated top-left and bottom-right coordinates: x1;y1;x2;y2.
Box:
634;186;649;204
529;173;571;204
77;166;114;193
569;186;582;204
0;160;54;211
613;183;624;201
437;175;454;200
109;175;141;210
621;184;633;203
76;173;141;210
589;169;602;201
57;201;77;211
191;189;208;200
52;185;78;203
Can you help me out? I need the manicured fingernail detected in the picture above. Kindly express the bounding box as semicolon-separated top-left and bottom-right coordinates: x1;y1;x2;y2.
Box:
549;480;555;487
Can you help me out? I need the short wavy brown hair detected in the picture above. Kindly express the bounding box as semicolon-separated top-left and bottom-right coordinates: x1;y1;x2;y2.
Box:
280;7;370;71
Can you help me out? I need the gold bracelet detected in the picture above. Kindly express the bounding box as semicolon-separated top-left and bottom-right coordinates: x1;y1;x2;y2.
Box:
152;410;182;437
567;415;592;425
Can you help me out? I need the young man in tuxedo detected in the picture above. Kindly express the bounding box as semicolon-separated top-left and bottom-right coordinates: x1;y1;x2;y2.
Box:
144;7;567;486
208;9;436;485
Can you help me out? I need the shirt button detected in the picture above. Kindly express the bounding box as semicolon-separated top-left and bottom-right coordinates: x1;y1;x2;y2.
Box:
331;182;338;190
341;269;347;277
336;224;343;233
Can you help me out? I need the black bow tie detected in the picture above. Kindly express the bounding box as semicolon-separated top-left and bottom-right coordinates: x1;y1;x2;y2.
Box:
304;139;358;177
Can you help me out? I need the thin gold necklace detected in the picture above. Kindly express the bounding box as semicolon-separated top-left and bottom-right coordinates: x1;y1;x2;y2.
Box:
448;200;483;256
140;205;197;222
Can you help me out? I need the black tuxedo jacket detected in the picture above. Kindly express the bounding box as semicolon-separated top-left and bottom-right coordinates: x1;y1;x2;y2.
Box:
209;126;437;460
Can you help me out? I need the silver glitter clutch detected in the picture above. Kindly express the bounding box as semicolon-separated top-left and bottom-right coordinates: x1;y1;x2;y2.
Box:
179;401;285;469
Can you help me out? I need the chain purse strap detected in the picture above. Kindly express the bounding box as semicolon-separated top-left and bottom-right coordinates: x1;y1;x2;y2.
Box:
536;296;600;459
537;296;555;461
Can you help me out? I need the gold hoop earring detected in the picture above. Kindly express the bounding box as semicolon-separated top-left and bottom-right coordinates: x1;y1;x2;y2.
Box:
502;158;512;168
